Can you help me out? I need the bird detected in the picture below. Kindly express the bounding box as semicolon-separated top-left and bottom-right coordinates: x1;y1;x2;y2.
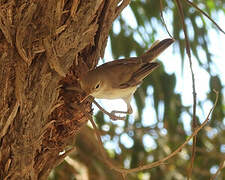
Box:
79;38;174;118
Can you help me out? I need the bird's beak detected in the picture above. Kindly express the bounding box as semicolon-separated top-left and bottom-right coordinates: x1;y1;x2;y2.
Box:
80;94;90;103
142;38;175;62
80;88;92;103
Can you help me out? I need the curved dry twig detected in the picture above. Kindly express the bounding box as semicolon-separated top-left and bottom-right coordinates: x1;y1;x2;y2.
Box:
174;0;198;178
210;159;225;180
159;0;173;38
183;0;225;35
87;90;218;176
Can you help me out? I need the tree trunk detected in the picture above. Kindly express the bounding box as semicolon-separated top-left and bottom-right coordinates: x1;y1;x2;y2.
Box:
0;0;129;179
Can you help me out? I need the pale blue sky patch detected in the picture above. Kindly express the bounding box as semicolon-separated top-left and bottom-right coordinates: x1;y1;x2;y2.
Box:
142;134;157;151
121;5;138;29
220;144;225;153
210;165;219;175
120;133;134;148
112;19;121;35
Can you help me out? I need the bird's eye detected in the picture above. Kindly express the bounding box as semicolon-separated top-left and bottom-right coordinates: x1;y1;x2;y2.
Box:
95;84;100;89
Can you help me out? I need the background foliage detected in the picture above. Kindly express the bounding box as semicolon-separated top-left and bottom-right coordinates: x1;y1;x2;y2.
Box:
50;0;225;179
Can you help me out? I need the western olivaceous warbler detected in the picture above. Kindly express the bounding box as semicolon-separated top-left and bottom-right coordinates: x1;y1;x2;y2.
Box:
79;38;175;118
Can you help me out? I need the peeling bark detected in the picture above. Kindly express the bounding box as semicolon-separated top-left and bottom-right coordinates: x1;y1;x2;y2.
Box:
0;0;130;179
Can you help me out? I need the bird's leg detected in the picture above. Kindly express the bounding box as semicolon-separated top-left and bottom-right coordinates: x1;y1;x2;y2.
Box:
111;95;133;115
111;103;133;115
93;100;126;121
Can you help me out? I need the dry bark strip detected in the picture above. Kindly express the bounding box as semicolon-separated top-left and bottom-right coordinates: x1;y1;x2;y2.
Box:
0;0;130;179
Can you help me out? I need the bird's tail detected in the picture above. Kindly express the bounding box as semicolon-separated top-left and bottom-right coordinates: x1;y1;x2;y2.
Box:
141;38;175;63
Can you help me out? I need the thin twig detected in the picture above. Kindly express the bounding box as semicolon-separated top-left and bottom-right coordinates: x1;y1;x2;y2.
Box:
159;0;173;38
210;159;225;180
71;85;218;176
183;0;225;35
83;90;218;175
174;0;197;178
53;147;76;170
189;135;197;179
114;0;131;20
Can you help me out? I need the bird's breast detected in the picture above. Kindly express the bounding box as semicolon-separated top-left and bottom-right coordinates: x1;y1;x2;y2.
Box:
91;86;137;100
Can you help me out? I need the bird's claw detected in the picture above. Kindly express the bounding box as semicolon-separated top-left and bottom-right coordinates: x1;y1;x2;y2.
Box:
109;111;126;121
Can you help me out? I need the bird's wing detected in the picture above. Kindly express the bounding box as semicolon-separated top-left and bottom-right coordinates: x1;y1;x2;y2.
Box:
132;62;159;81
99;57;140;68
99;61;141;88
119;62;159;89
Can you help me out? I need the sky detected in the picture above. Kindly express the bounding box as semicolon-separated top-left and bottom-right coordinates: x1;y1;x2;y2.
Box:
91;5;225;154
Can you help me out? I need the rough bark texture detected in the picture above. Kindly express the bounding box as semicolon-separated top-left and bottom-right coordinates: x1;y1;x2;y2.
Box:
0;0;130;179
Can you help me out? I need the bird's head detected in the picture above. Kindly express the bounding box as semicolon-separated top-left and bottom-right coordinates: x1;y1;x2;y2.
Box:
79;70;102;100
